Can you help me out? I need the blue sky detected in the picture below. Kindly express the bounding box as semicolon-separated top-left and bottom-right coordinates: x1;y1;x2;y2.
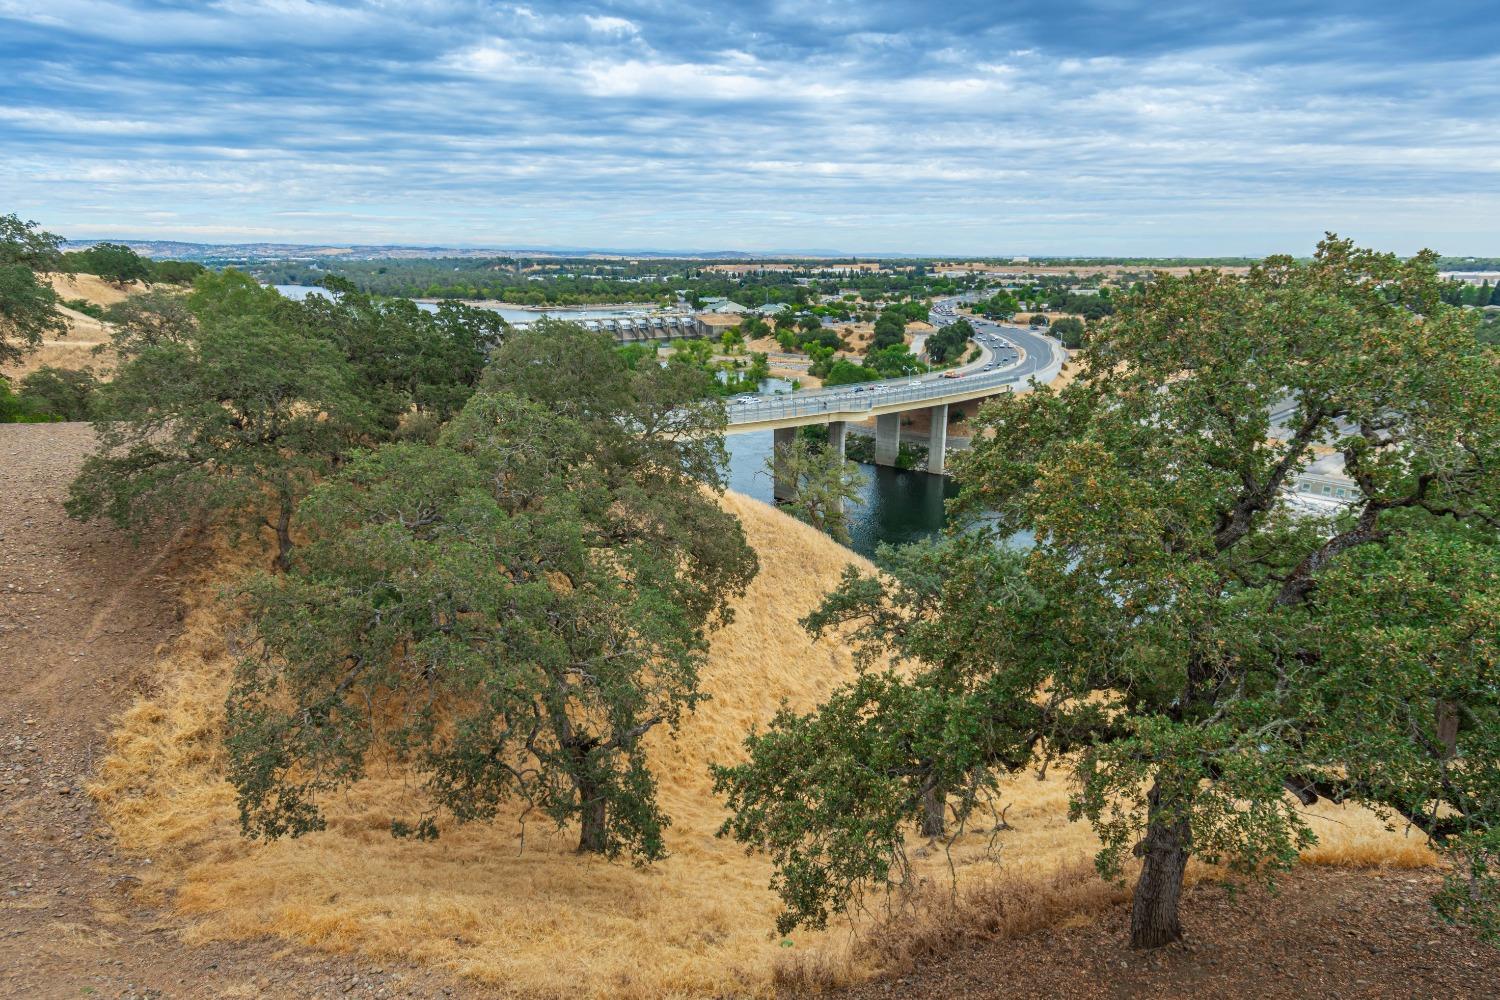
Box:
2;1;1497;255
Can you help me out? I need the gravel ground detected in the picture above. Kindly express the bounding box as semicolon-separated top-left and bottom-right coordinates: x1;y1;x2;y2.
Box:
828;852;1497;997
1;423;480;999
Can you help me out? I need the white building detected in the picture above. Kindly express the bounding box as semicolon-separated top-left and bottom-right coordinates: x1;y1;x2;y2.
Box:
1288;452;1360;506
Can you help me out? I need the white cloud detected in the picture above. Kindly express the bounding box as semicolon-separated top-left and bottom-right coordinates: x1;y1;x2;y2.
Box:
3;1;1497;253
584;14;638;36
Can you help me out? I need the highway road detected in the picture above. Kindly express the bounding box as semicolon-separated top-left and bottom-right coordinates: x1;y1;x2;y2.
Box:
724;296;1064;431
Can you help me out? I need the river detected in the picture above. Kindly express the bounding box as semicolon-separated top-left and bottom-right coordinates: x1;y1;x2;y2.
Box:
723;376;957;557
724;430;957;557
272;284;958;557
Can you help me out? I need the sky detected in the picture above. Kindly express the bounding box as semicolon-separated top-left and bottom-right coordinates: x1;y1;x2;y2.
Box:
2;1;1498;257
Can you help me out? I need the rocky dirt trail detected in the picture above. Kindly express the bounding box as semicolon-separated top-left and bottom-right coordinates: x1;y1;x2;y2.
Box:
835;868;1498;999
1;423;478;999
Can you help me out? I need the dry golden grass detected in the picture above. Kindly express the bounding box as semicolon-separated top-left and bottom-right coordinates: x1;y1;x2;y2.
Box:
1048;357;1083;391
47;271;145;308
2;333;114;379
92;492;1439;998
1;273;141;380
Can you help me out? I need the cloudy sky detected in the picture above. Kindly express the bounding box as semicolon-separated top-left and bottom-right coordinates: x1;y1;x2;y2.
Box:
2;1;1497;255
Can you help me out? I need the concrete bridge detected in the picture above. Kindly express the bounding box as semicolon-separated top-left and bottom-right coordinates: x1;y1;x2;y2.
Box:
727;318;1065;499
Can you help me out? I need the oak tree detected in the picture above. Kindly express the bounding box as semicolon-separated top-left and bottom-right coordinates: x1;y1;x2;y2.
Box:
766;433;867;545
67;272;377;567
716;237;1500;948
0;213;66;366
226;322;759;859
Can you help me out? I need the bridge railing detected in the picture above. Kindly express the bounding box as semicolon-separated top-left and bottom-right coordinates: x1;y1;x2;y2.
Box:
725;336;1063;428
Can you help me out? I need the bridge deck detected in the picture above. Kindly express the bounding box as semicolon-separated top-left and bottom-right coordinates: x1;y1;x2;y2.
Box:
725;333;1064;433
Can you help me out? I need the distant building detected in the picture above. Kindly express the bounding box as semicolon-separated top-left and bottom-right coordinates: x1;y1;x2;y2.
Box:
1289;452;1359;505
699;298;748;314
704;263;800;276
694;312;744;337
1440;271;1500;285
812;262;882;275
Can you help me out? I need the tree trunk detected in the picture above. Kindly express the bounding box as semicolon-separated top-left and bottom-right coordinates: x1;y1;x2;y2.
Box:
1130;779;1191;949
920;785;946;837
576;775;607;855
1436;700;1459;758
272;499;294;571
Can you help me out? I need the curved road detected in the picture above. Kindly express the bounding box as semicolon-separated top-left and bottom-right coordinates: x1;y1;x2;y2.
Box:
724;296;1064;431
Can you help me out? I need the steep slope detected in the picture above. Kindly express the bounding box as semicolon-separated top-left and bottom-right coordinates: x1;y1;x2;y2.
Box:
90;490;1447;998
0;423;472;999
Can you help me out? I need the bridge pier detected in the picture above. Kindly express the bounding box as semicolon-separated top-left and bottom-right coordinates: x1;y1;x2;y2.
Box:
826;420;847;518
927;403;948;474
827;420;846;461
773;426;797;502
874;412;901;467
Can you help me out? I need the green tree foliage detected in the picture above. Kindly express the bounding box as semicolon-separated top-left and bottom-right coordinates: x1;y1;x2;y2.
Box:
70;272;504;563
225;322;758;859
0;375;56;423
714;237;1500;949
18;366;99;421
1478;310;1500;347
743;351;771;386
1049;316;1085;348
148;259;207;285
288;276;505;430
863;343;924;379
103;289;197;358
0;213;66;366
616;341;659;369
739;315;771;341
714;536;1048;932
67;272;378;567
868;304;913;353
62;297;106;320
766;434;866;544
822;358;881;386
972;291;1019;319
68;242;151;286
925;318;973;364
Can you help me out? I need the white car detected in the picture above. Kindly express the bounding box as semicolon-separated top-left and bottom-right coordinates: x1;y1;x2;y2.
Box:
908;380;923;387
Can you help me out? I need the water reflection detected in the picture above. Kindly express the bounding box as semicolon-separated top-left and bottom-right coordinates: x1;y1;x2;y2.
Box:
724;430;959;558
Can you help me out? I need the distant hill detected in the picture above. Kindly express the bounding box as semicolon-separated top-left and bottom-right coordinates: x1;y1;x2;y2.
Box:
60;239;890;263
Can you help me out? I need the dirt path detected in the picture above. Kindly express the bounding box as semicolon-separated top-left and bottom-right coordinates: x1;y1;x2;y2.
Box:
832;868;1498;999
1;423;475;999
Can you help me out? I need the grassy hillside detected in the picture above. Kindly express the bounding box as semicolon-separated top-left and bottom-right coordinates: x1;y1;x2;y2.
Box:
1;273;149;380
92;493;1437;998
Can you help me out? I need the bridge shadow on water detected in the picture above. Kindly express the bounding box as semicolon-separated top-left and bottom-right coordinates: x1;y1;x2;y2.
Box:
725;430;958;559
